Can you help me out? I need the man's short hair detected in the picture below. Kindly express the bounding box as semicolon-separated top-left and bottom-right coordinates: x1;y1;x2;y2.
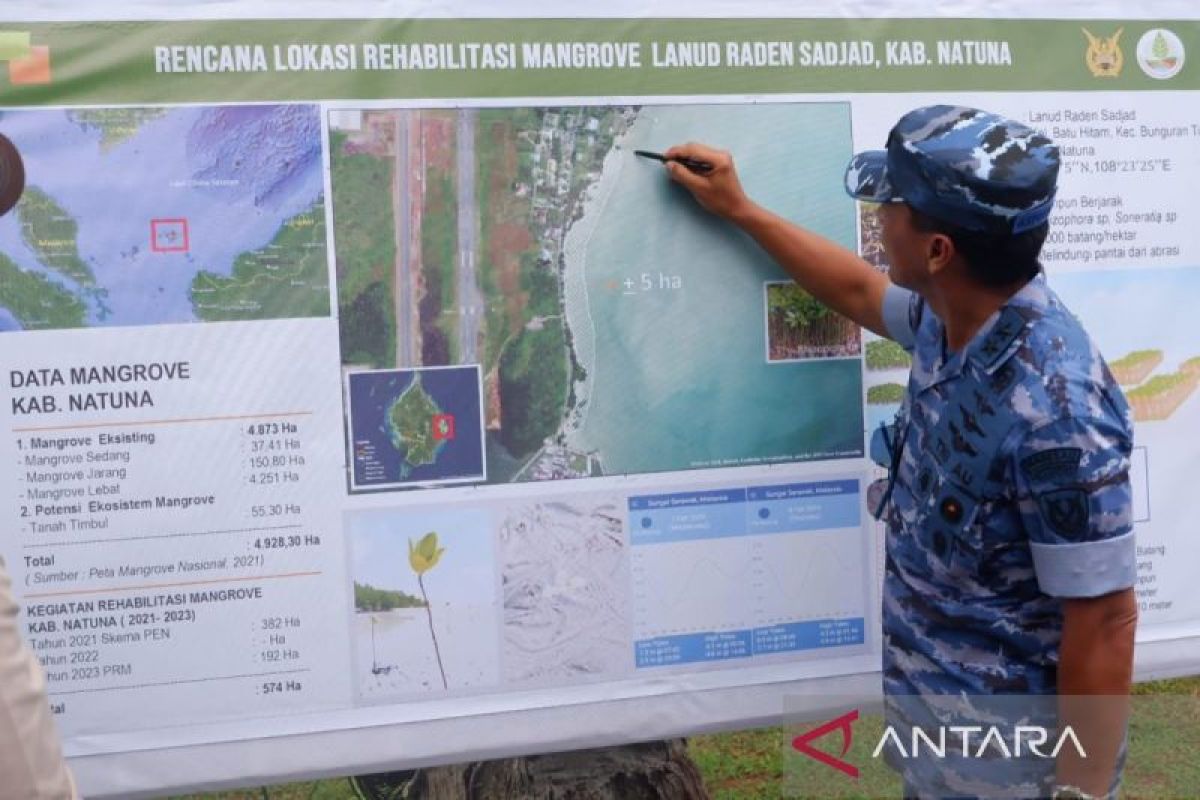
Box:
906;204;1048;287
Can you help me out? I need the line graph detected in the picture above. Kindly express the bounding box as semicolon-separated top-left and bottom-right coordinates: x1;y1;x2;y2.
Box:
631;537;756;638
756;531;865;625
631;529;868;641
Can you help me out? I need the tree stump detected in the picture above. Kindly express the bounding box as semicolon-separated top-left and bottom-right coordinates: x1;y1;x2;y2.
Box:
352;739;711;800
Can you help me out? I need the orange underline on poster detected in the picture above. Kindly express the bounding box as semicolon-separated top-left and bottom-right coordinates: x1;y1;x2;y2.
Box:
23;571;322;599
11;410;313;433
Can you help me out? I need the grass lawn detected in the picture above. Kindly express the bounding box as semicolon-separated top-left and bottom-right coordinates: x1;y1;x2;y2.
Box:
169;676;1200;799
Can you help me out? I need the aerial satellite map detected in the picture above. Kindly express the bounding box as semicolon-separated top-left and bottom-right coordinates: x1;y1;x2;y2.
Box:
346;365;486;489
0;104;329;330
330;102;864;490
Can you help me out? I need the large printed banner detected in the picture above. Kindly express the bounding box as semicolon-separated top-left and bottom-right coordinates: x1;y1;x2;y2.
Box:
1;3;1199;796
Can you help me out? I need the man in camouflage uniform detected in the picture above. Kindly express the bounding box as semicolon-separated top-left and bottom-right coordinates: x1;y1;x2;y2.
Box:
664;106;1138;800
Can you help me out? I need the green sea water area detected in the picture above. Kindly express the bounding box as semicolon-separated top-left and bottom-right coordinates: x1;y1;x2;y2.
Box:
565;103;863;475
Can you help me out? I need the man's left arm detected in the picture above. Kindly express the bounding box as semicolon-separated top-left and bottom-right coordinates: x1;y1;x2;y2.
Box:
1015;413;1138;799
1056;587;1137;798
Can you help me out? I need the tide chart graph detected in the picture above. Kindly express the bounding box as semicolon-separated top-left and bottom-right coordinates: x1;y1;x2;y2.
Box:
629;481;869;668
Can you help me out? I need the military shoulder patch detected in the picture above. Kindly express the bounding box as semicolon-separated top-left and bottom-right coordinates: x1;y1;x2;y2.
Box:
1036;488;1090;537
1020;447;1083;484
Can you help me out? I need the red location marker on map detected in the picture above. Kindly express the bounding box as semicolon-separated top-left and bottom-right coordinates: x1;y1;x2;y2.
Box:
432;414;455;441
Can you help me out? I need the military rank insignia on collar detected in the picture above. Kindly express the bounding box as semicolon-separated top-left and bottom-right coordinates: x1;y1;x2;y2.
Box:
974;307;1032;372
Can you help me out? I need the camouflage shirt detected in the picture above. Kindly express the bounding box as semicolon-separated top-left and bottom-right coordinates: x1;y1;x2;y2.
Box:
872;273;1136;797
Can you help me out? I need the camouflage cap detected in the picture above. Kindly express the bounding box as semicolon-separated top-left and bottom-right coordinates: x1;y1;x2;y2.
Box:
844;105;1059;235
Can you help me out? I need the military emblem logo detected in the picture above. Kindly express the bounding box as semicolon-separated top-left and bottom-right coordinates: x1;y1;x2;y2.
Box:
1082;28;1124;78
1137;28;1186;80
1036;488;1090;537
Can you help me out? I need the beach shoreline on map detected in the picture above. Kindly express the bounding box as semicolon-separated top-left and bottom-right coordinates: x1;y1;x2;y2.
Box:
556;103;862;475
499;107;641;483
558;111;638;474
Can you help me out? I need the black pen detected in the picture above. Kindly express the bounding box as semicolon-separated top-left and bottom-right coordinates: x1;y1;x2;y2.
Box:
634;149;714;175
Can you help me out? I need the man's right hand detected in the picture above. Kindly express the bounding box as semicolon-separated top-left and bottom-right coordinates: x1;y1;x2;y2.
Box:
663;142;755;223
660;140;896;340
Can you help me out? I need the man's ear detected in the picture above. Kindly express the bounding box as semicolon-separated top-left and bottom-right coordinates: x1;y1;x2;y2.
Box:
926;233;956;275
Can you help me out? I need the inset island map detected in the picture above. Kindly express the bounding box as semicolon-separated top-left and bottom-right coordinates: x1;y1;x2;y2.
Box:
330;103;862;489
0;105;329;331
347;366;486;489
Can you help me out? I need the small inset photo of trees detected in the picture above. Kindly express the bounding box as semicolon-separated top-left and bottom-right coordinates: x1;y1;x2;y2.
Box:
764;281;861;362
858;201;889;271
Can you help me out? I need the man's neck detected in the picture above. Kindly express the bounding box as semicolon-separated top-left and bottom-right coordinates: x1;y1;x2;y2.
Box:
924;273;1032;353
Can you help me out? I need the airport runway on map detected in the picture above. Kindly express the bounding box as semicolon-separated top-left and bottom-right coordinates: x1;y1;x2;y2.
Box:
456;108;484;364
393;112;415;367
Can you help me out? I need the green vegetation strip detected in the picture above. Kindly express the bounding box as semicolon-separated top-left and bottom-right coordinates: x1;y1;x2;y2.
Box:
191;203;330;322
176;676;1200;800
768;283;834;329
1111;350;1163;370
69;108;168;149
330;130;396;367
17;187;94;287
0;252;86;330
1127;371;1199;399
353;582;424;612
498;319;569;458
864;339;912;371
867;383;905;404
419;169;458;317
